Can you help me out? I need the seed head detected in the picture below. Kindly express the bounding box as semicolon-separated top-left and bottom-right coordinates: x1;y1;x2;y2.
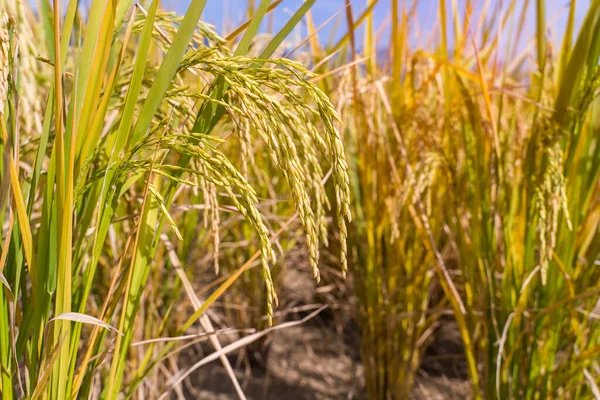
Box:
0;12;9;115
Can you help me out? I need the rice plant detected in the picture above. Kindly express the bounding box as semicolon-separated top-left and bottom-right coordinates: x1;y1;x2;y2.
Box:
0;0;350;398
301;4;453;398
2;0;598;398
340;68;449;399
315;0;600;398
436;1;600;398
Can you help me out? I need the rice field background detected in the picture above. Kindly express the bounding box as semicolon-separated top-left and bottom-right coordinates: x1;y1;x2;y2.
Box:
0;0;599;398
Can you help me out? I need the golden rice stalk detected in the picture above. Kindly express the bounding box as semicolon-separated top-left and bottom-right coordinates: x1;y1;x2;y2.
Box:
535;119;572;285
0;12;9;115
200;162;220;274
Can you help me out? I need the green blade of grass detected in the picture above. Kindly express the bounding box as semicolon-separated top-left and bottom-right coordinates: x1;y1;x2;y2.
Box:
129;0;209;148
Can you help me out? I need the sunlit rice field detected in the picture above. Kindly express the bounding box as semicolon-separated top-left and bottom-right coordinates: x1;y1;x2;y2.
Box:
0;0;598;399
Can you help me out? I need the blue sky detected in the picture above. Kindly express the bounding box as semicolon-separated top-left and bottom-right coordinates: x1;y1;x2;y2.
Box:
162;0;586;50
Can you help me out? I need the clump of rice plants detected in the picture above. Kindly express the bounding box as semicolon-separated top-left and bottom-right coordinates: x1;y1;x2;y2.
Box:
0;0;350;398
317;0;600;398
341;70;449;398
309;6;452;399
436;1;600;398
2;0;598;398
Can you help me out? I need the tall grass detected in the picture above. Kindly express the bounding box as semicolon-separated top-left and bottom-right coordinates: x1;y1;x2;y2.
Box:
0;0;350;398
444;1;600;397
316;0;600;398
343;73;448;398
1;0;599;398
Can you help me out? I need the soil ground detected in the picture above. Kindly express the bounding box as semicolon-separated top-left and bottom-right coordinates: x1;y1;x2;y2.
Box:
181;259;470;399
